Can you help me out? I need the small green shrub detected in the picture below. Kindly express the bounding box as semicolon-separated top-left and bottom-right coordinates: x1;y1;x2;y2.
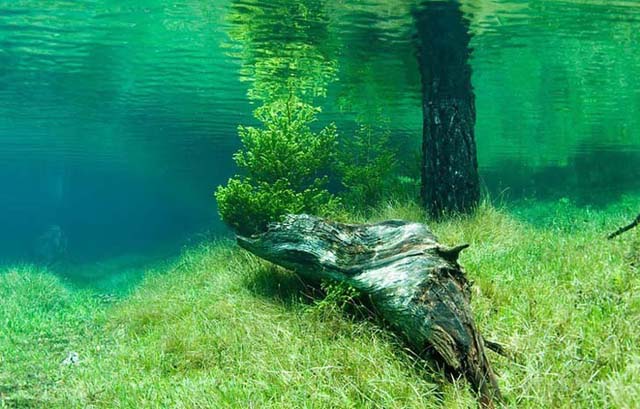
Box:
310;281;361;314
216;97;340;235
338;124;397;209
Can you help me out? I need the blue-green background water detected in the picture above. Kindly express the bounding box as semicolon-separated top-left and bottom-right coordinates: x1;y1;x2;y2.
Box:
1;0;639;271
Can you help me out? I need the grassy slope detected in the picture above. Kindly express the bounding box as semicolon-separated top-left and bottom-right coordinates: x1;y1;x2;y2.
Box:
2;201;639;408
0;267;107;408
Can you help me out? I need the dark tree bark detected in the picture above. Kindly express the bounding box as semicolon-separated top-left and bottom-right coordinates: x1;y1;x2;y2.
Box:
415;1;480;217
238;214;502;407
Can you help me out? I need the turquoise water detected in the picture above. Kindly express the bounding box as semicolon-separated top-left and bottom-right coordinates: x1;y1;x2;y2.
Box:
1;0;640;273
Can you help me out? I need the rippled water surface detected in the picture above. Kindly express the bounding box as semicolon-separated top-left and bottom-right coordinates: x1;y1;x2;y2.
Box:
1;0;639;268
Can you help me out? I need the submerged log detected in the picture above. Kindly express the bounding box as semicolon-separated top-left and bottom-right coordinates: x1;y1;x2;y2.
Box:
608;213;640;239
237;214;501;407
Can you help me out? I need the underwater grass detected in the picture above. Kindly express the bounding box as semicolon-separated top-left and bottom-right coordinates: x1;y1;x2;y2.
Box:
0;266;108;408
48;243;444;409
2;199;639;408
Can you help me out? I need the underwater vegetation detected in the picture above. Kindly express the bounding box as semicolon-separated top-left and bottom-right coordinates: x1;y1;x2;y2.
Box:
215;97;340;236
214;96;406;236
1;200;639;408
337;124;399;209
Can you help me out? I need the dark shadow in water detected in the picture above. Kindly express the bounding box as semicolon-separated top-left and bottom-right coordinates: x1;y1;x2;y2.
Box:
241;262;318;307
483;146;640;206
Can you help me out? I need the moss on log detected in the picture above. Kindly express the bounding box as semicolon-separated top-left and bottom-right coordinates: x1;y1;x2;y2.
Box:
237;214;501;407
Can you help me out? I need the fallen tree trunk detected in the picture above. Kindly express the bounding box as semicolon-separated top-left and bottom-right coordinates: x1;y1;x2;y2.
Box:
237;214;502;407
608;213;640;239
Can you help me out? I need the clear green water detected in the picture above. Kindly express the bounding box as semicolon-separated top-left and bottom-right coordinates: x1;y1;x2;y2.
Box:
1;3;640;407
1;0;640;274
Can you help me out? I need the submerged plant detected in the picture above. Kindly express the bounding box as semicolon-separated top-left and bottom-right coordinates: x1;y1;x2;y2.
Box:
338;124;397;209
216;97;340;235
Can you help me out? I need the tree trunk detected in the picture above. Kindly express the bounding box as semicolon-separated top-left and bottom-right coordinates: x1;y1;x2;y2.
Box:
415;1;480;217
237;214;501;407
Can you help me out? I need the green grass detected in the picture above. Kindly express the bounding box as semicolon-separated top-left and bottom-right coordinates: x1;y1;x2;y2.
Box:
2;199;639;408
0;266;108;408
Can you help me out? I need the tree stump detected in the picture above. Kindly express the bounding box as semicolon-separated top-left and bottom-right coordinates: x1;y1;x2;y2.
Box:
237;214;501;407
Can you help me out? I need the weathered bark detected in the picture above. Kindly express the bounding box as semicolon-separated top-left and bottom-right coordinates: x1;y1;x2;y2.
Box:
608;213;640;239
237;214;501;407
415;1;480;217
